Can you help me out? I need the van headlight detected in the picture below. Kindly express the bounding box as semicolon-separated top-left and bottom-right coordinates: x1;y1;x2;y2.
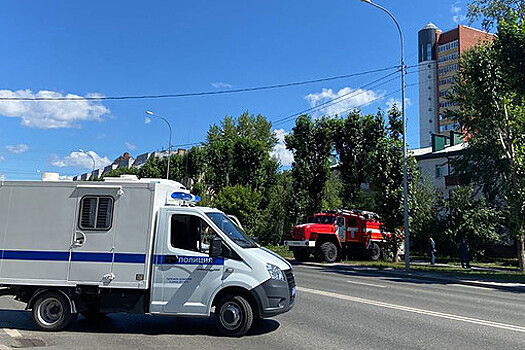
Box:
266;263;286;281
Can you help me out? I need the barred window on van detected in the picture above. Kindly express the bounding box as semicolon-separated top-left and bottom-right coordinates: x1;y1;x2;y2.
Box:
79;196;114;230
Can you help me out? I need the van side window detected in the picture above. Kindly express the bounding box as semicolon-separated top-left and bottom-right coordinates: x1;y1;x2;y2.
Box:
79;196;114;230
348;218;357;227
171;214;215;252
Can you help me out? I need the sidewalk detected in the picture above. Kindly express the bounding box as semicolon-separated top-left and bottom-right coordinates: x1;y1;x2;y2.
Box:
290;260;525;292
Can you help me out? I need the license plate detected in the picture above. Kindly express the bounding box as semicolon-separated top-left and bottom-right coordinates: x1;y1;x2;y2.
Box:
291;286;296;296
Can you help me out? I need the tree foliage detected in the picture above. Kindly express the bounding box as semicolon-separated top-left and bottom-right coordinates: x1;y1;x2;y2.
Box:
285;115;335;220
450;16;525;270
468;0;525;30
443;186;501;258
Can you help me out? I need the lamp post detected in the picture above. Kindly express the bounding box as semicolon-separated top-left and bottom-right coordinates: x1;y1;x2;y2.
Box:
78;149;96;173
358;0;410;271
145;110;173;180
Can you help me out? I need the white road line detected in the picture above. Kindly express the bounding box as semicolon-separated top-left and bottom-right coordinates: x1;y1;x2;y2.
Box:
3;328;22;338
298;286;525;333
347;280;386;288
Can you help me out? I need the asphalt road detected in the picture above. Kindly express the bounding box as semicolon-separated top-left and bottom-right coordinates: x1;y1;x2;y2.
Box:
1;264;524;349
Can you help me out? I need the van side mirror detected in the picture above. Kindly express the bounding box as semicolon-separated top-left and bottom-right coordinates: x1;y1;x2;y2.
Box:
209;237;223;258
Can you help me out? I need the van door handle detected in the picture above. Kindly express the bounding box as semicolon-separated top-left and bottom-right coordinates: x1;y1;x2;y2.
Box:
164;255;179;264
72;231;86;248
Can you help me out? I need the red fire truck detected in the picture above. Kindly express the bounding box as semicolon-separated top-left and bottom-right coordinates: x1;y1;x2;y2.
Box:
284;209;403;262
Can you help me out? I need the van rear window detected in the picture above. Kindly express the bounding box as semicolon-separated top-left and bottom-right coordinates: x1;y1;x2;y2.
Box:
79;196;114;230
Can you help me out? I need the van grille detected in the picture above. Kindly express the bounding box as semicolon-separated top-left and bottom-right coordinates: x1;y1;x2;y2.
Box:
284;269;296;303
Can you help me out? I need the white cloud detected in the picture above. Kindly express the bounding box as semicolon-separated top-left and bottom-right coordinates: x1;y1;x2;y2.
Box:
305;87;382;117
386;97;412;109
125;142;137;151
0;89;110;129
211;82;233;89
270;128;294;167
452;2;467;24
0;173;5;181
0;154;4;161
5;144;29;154
50;150;112;170
144;117;152;124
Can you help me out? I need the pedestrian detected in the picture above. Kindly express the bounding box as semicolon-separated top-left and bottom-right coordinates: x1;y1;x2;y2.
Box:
459;238;471;269
429;236;436;265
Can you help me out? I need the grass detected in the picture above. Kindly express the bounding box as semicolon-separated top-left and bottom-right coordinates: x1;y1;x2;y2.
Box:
265;244;293;259
264;245;525;283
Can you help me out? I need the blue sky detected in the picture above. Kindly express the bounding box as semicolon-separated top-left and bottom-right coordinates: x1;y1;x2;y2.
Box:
0;0;475;180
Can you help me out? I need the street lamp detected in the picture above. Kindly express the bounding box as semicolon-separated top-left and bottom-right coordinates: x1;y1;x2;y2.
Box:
145;110;173;180
358;0;410;271
79;149;96;173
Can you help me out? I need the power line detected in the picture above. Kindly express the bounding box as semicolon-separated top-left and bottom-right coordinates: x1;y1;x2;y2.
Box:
272;70;401;126
0;66;399;102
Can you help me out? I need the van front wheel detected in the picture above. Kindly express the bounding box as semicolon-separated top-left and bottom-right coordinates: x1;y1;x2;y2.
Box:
215;294;254;337
32;291;77;331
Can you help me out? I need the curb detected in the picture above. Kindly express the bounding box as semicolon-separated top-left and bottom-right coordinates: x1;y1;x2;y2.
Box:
289;260;525;292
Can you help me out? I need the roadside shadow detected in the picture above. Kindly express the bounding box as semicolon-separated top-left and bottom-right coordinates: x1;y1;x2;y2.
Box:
292;262;525;295
0;309;280;337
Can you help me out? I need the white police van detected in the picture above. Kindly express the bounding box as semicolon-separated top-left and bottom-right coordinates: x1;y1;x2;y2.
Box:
0;175;295;336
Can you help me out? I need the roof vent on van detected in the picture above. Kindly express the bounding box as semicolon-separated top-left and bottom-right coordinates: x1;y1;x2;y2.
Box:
41;172;60;181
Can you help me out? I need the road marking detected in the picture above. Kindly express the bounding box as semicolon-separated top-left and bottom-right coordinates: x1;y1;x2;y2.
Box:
347;280;386;288
3;328;22;338
298;286;525;333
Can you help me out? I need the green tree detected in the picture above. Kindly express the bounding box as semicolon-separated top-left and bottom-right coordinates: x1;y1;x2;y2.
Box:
450;17;525;271
468;0;525;30
443;186;501;258
369;106;407;258
334;111;385;206
203;112;277;197
408;171;442;252
285;115;336;220
214;185;262;237
102;167;140;178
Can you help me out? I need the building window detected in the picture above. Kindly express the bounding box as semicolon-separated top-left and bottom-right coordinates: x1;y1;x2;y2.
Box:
79;196;114;231
439;64;458;76
435;165;444;178
426;43;433;60
438;40;459;53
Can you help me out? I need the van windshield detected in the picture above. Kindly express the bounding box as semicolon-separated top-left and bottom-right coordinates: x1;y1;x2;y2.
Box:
206;213;258;248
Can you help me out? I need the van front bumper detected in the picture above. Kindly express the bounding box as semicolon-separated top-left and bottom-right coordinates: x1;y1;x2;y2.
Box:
250;270;296;318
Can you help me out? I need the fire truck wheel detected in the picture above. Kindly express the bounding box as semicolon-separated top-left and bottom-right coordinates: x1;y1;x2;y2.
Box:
369;243;381;261
320;242;339;263
215;294;254;337
293;249;310;262
32;291;77;331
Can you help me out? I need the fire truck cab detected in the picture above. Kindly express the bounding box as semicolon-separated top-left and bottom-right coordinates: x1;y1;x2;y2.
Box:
285;210;403;263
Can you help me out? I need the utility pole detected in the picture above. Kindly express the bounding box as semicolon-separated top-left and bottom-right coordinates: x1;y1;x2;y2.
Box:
145;110;173;180
358;0;410;271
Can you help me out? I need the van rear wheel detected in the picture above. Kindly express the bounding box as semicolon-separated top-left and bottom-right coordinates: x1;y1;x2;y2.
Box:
215;294;254;337
32;291;77;331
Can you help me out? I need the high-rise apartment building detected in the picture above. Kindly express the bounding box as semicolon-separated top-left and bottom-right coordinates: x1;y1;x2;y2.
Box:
418;23;492;147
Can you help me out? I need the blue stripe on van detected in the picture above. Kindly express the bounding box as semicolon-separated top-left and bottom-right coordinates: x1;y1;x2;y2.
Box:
114;253;146;264
0;250;146;264
154;255;224;265
2;250;69;261
71;252;113;262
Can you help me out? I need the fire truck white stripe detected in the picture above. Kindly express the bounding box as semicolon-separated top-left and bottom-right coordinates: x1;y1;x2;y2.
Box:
298;287;525;333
